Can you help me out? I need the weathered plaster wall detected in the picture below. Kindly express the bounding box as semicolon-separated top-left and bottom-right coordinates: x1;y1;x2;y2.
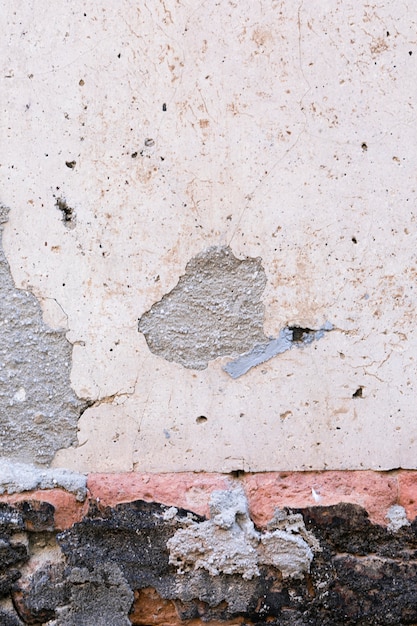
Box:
2;0;417;472
3;3;417;622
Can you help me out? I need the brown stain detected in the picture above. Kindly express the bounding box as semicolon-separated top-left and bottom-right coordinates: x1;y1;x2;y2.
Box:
333;406;350;415
370;37;389;55
252;27;273;48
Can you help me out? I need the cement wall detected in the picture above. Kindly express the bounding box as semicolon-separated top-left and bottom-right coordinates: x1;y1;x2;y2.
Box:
2;1;417;624
2;0;417;473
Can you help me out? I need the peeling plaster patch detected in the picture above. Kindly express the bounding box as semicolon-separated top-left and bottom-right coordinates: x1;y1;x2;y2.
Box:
223;321;333;379
0;461;87;501
139;246;332;375
138;246;267;370
0;206;84;465
386;505;410;532
167;488;318;580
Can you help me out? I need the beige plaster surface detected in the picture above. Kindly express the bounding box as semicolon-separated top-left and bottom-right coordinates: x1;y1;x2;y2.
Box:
1;0;417;471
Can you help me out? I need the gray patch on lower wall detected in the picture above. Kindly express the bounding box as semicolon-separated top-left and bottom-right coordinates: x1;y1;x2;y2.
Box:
52;564;134;626
0;461;87;501
138;246;267;370
386;505;410;532
167;488;319;580
0;205;85;465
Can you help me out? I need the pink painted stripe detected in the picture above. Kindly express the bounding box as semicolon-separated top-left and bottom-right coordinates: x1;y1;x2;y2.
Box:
0;471;415;528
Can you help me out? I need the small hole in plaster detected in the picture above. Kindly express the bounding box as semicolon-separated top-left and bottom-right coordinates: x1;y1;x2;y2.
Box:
352;236;357;244
288;326;313;342
361;142;368;151
230;469;245;478
352;386;363;398
196;416;207;424
56;197;76;228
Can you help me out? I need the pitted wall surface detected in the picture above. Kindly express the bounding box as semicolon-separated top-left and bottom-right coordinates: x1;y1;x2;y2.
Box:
1;1;417;472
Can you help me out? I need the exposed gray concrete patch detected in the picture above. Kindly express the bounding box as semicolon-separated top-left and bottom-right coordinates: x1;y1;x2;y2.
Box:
139;245;333;375
167;488;318;580
138;246;267;370
0;461;87;501
386;505;411;532
0;206;84;465
261;508;321;579
223;321;334;378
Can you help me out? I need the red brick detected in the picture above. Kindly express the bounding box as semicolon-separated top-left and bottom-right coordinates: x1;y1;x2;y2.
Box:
397;471;417;521
0;489;87;530
242;471;399;526
87;472;229;518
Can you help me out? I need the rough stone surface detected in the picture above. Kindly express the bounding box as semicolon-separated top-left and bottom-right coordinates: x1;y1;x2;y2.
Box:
139;246;267;370
0;490;86;531
86;472;230;518
13;562;69;624
1;470;415;531
397;472;417;522
0;604;24;626
2;497;417;624
53;564;134;626
0;207;84;465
